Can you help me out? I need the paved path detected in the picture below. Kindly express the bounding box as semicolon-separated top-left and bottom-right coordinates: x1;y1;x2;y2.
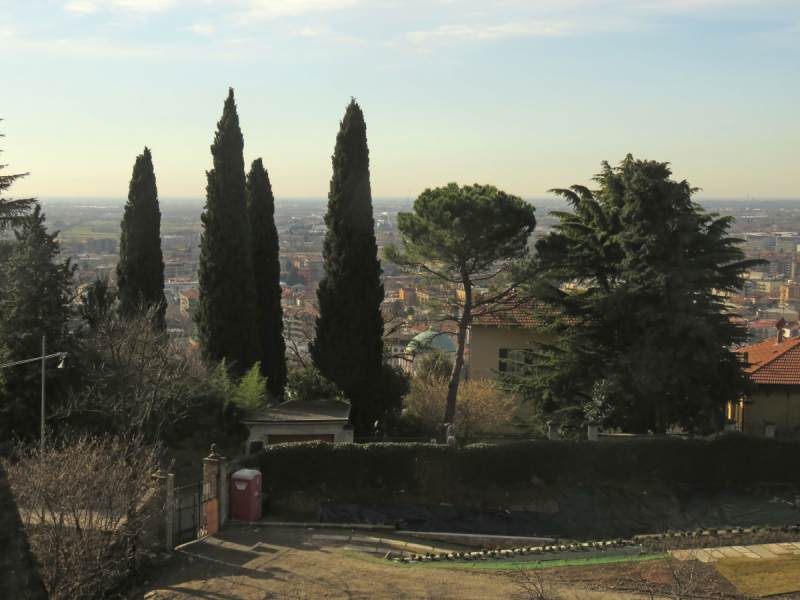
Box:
312;533;458;557
674;542;800;563
141;528;654;600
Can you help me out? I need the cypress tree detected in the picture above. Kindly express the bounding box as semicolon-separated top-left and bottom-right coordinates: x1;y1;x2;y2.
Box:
195;88;259;378
116;147;166;329
247;158;287;399
311;99;387;433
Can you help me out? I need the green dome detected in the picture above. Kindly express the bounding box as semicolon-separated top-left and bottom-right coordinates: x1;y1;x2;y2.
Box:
406;329;457;355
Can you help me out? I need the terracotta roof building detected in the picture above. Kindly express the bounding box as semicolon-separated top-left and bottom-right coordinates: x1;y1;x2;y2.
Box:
731;331;800;436
738;335;800;385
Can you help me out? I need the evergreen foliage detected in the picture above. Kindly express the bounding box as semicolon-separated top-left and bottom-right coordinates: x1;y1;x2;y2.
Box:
286;363;347;403
0;124;36;233
0;205;76;443
195;88;259;378
286;265;306;286
116;147;166;329
385;183;536;427
242;434;800;497
205;360;271;414
502;155;764;433
311;99;390;433
79;276;117;331
247;158;287;399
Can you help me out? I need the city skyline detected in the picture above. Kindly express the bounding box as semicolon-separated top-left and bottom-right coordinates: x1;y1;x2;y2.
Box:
2;0;799;200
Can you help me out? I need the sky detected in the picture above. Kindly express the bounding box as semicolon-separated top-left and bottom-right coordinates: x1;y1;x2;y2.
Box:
1;0;799;201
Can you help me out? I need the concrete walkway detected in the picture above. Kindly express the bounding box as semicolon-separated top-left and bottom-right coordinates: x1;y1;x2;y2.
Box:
674;542;800;563
312;533;456;557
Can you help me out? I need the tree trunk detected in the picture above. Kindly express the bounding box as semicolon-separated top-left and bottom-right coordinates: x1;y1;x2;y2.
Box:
443;269;471;428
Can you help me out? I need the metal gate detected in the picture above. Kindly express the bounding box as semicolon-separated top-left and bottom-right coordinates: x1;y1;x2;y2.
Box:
173;482;202;546
173;481;219;546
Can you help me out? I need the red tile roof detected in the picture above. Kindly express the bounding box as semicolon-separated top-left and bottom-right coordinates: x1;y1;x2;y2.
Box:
471;298;548;327
180;289;199;299
736;336;800;385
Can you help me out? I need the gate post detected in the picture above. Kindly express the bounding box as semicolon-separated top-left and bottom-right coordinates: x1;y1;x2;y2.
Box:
203;445;225;535
219;460;228;528
149;469;167;552
165;472;175;552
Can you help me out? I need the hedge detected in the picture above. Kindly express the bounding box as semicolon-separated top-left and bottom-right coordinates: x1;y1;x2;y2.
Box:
239;432;800;494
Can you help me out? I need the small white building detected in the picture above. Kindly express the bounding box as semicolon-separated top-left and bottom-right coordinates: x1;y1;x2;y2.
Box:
242;400;353;454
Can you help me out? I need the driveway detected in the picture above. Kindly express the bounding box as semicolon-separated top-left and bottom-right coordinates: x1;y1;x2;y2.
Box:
139;526;531;599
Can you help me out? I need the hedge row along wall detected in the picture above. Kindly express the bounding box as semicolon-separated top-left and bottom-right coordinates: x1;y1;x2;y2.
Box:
239;433;800;497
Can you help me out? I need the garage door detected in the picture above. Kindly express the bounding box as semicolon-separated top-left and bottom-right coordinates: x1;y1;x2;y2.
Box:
267;434;335;445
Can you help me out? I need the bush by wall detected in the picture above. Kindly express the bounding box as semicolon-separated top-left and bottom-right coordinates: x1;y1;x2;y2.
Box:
240;432;800;497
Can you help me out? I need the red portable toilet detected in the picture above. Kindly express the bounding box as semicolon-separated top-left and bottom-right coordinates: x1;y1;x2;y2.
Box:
230;469;262;521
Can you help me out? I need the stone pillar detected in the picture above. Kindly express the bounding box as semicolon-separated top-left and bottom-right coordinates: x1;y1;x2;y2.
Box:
547;420;560;441
724;419;737;432
445;423;458;447
149;470;167;552
218;461;228;528
764;422;777;438
203;444;225;530
165;472;175;553
342;425;354;444
587;420;599;441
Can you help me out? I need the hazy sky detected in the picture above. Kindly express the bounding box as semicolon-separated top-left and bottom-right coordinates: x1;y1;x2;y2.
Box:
2;0;799;201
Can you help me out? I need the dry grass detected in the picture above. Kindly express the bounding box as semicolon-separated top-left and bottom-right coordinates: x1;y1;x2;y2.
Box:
714;554;800;597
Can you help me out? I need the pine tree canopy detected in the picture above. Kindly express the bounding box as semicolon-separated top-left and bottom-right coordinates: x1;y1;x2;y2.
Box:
385;183;536;427
501;155;765;434
116;147;166;329
247;158;287;399
195;88;259;378
311;99;391;434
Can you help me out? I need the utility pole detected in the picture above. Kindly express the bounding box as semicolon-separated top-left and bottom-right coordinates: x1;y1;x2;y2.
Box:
41;336;45;458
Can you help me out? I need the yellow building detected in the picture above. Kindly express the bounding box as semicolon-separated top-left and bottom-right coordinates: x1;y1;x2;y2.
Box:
731;335;800;436
469;304;552;433
780;283;800;304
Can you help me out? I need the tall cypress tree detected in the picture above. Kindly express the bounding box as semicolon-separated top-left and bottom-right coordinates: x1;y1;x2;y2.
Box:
311;99;387;433
116;147;166;329
195;88;259;378
247;158;287;399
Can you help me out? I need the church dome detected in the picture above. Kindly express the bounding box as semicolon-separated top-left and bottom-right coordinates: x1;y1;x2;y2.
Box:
406;329;457;355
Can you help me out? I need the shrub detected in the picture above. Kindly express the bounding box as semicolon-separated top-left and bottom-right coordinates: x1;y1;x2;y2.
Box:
403;377;516;438
240;434;800;497
286;364;346;403
5;435;161;600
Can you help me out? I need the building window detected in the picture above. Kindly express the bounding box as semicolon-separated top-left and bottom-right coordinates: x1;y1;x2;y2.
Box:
499;349;531;374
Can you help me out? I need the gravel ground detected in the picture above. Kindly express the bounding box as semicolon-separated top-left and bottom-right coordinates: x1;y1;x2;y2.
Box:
133;528;656;600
